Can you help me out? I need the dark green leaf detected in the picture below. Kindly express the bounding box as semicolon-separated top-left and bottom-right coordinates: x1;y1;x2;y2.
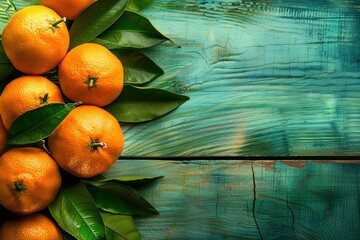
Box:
112;49;163;85
92;11;169;49
85;182;159;215
104;85;189;123
0;63;14;80
49;182;106;240
0;40;16;82
102;212;141;240
126;0;152;12
63;231;78;240
7;102;79;145
89;175;163;188
0;43;9;64
0;205;12;226
69;0;129;49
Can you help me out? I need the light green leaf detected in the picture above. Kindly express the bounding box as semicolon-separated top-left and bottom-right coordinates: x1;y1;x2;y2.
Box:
85;182;159;215
92;11;169;49
102;212;141;240
126;0;152;12
0;0;16;35
112;49;163;85
12;0;38;10
89;175;163;188
7;102;79;145
49;182;106;240
69;0;129;49
104;85;189;123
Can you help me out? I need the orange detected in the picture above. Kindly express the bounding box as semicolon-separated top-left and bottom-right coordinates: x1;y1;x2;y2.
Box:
58;43;124;107
48;105;124;178
0;213;63;240
0;75;64;129
40;0;96;20
1;5;70;74
0;147;62;215
0;112;7;156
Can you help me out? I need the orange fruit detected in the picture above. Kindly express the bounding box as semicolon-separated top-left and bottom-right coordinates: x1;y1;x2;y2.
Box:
0;213;63;240
0;147;62;215
0;75;64;129
40;0;96;20
58;43;124;107
48;105;124;178
0;112;7;156
1;5;70;74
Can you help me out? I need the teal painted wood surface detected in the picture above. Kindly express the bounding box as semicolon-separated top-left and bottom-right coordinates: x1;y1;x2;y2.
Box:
109;0;360;239
108;160;360;239
119;0;360;157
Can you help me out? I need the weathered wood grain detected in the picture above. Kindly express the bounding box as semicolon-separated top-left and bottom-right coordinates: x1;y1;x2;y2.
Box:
120;0;360;157
107;160;360;239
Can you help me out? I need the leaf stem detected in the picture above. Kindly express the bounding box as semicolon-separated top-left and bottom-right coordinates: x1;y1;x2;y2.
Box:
40;93;49;105
84;75;99;88
13;181;26;193
49;17;66;33
88;138;107;152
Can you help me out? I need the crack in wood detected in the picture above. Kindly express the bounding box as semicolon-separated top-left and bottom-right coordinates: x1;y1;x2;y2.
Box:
251;164;263;240
356;167;360;221
286;196;298;240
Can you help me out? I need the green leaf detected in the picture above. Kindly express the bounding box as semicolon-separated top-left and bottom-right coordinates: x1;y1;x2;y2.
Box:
0;40;16;81
112;49;163;85
85;182;159;216
7;102;79;145
126;0;152;12
0;0;16;35
102;212;141;240
92;11;169;49
0;205;12;226
12;0;39;10
63;232;78;240
89;175;163;188
0;63;14;81
69;0;129;49
49;182;106;240
0;0;39;34
0;40;10;63
104;85;189;123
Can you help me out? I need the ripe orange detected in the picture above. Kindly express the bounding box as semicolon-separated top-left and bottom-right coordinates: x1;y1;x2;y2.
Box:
0;75;64;129
0;213;63;240
1;5;69;74
58;43;124;107
0;147;62;215
48;105;124;178
40;0;96;20
0;113;7;156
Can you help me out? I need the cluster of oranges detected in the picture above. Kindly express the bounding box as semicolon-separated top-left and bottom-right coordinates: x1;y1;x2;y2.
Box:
0;1;126;239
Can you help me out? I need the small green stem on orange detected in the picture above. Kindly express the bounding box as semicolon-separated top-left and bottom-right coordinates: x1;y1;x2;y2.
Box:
49;17;66;33
84;75;99;89
88;138;107;152
40;93;49;105
13;181;26;193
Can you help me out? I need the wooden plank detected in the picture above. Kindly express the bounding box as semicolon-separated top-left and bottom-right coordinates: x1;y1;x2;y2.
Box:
120;0;360;157
106;160;360;239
